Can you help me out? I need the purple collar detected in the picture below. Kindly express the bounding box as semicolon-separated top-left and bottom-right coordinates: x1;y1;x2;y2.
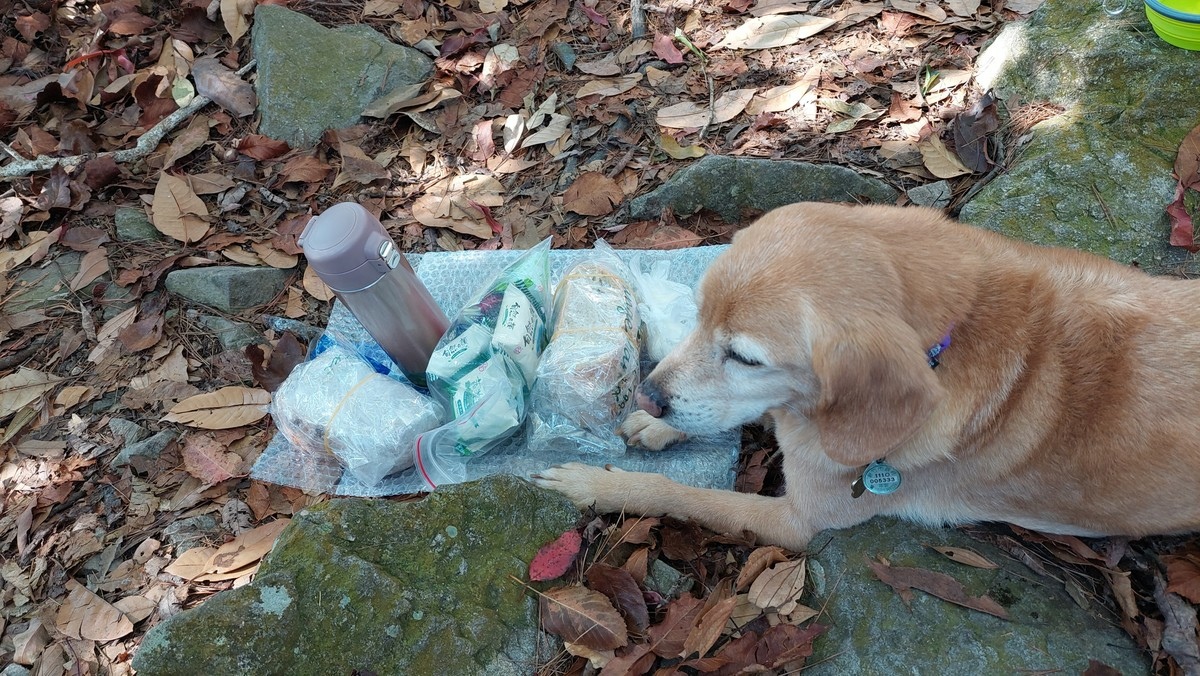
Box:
926;328;953;369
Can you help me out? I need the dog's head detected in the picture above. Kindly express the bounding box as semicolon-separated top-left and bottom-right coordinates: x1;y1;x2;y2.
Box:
638;203;947;467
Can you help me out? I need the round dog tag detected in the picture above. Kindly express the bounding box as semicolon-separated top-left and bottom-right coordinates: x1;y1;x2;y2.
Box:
862;460;902;495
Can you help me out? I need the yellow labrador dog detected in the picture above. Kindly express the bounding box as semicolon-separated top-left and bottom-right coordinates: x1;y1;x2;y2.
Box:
533;202;1200;550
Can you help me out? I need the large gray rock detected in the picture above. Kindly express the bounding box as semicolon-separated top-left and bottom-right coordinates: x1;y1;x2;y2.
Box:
805;518;1147;674
4;252;132;315
196;314;263;350
164;266;291;313
252;5;433;148
628;156;898;222
132;476;578;675
961;3;1200;273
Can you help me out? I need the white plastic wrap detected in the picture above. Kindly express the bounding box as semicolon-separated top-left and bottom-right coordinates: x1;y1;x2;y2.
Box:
528;244;641;456
271;345;442;487
415;238;552;487
627;253;698;363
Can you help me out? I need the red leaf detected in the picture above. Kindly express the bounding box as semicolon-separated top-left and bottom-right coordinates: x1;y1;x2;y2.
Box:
755;623;827;668
653;33;685;65
239;134;291;161
1168;183;1198;253
581;4;610;25
1164;554;1200;604
530;529;583;581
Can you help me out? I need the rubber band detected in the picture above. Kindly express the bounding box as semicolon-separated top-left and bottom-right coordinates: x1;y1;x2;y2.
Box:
322;374;377;456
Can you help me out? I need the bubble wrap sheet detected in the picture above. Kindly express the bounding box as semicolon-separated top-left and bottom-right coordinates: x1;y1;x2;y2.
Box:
252;245;735;497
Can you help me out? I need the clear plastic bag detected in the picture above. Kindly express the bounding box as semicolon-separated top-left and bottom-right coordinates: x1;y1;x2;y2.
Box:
270;343;443;487
527;241;641;457
415;238;552;487
627;253;698;363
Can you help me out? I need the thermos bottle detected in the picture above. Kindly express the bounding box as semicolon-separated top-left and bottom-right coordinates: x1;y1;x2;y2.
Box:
299;203;449;387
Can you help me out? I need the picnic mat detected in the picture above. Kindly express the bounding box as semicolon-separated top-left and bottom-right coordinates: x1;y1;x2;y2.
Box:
251;244;739;497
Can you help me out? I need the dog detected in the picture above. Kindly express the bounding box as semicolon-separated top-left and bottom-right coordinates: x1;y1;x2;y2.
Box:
533;201;1200;550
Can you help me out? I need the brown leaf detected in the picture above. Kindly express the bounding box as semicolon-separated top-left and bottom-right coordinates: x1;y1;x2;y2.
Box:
868;559;1009;620
653;33;684;64
192;56;257;117
1164;554;1200;604
411;174;504;239
563;173;624;216
279;155;331;184
198;518;291;578
248;331;307;392
162;386;271;429
540;586;629;651
656;89;756;129
152;173;210;243
919;134;972;179
928;545;999;570
1082;660;1123;676
599;643;653;676
69;248;109;292
181;433;245;483
1168;184;1198;253
117;312;165;353
163;114;213;170
736;546;790;591
647;595;704;657
756;622;826;668
682;581;737;658
61;226;111;252
1176;123;1200;190
162;545;219;580
221;0;253;42
615;516;660;546
238;134;290;161
586;564;650;634
623;547;650;583
748;558;806;614
104;5;157;35
333;141;390;188
82;155;122;190
16;12;50;40
951;91;998;174
716;14;836;49
56;579;134;641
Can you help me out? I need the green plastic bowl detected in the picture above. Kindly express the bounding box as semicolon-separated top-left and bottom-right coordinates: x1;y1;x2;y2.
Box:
1145;0;1200;50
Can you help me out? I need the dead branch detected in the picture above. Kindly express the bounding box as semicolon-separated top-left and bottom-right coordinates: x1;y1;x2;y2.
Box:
0;60;257;180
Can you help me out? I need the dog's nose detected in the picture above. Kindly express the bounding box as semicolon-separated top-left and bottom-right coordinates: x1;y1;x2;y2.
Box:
637;380;668;418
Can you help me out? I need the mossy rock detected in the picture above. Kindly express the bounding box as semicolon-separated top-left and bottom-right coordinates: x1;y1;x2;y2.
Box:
132;476;578;675
961;2;1200;272
804;518;1148;674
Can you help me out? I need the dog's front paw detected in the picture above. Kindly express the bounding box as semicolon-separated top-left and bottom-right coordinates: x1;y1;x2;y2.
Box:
532;462;640;513
619;410;688;451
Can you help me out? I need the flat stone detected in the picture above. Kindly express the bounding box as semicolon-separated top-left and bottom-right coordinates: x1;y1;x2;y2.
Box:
628;156;898;222
107;418;148;446
960;3;1200;273
131;476;578;675
3;251;133;316
197;315;263;350
2;664;32;676
111;430;176;468
165;266;292;313
114;207;161;241
262;315;323;343
908;180;952;208
804;517;1147;674
252;5;433;148
644;559;688;599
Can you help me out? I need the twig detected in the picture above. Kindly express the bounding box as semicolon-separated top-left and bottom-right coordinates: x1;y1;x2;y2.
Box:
0;60;257;179
630;0;647;38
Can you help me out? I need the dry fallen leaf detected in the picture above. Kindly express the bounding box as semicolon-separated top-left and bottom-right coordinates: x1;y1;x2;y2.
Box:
182;433;246;483
929;545;999;570
657;89;756;129
576;73;643;99
303;265;336;301
682;584;737;658
919;135;972;179
659;134;706;159
197;518;292;579
868;559;1010;619
162;386;271;429
192;56;257;117
163;545;220;580
333;141;390;188
890;0;947;22
56;579;134;641
69;248;108;292
736;546;790;590
152;173;210;243
220;0;253;42
748;558;807;614
411;174;505;239
540;586;629;651
0;368;62;419
716;14;836;49
746;65;820;115
563;173;625;216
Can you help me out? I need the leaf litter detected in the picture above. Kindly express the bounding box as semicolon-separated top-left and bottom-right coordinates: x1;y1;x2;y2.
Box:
1;0;1196;673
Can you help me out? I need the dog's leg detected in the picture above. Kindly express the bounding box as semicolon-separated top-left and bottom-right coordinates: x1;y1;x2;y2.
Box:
619;410;688;450
532;463;812;550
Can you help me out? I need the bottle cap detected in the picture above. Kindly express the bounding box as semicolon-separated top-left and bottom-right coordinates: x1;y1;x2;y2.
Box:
299;203;398;293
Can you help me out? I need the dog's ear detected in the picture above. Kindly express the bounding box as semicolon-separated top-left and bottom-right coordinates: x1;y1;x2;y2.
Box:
811;321;943;467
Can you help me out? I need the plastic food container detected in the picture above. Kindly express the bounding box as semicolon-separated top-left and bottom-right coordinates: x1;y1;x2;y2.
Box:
1145;0;1200;50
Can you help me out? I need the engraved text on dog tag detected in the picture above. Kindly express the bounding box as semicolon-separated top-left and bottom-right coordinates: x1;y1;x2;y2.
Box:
862;460;902;495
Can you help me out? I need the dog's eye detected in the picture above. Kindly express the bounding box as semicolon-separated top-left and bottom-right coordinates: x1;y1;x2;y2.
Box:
726;349;763;367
